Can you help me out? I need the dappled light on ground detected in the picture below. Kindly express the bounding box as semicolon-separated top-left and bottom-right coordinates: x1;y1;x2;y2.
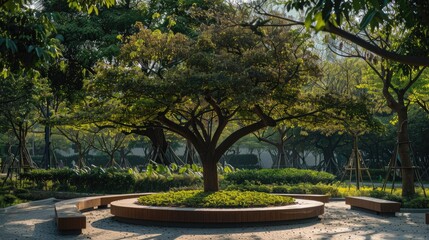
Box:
1;198;428;239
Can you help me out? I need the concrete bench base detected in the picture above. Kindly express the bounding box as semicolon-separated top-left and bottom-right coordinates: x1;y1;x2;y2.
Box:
345;196;401;216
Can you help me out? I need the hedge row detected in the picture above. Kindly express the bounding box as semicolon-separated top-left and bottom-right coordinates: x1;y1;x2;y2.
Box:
20;167;202;193
224;168;336;185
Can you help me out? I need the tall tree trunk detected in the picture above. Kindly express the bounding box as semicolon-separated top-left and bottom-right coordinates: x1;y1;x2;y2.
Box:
43;124;51;168
19;128;25;174
185;140;195;164
290;148;300;168
77;144;85;168
397;107;415;196
106;155;116;168
322;149;337;174
277;145;286;168
42;99;51;169
202;159;219;192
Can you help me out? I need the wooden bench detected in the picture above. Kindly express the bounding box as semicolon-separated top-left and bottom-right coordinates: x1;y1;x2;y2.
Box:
55;199;86;234
345;196;401;216
54;193;149;234
276;194;330;203
426;213;429;224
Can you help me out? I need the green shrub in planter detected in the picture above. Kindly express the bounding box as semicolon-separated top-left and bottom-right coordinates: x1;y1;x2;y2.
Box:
137;190;294;208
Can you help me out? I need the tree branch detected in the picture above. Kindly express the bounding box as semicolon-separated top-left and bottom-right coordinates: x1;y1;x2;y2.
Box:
257;12;429;67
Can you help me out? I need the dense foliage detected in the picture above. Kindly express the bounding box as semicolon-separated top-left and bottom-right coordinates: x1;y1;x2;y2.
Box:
224;168;336;185
20;166;202;193
137;190;295;208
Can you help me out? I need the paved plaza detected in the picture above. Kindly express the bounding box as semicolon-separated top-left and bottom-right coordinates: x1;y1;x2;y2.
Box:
0;198;428;240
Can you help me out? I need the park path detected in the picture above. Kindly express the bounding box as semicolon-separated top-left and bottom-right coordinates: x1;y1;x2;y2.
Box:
0;198;428;239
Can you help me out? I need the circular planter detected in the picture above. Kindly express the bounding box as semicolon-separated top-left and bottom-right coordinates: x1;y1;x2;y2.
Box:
110;197;324;224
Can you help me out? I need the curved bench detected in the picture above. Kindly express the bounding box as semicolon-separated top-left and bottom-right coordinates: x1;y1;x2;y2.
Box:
111;198;324;224
54;193;150;234
54;193;326;233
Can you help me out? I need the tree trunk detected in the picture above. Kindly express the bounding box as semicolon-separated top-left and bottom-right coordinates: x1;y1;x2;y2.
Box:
202;159;219;192
322;150;337;174
185;140;195;165
145;127;170;164
290;148;300;168
77;144;85;169
42;99;51;169
278;145;286;168
397;107;415;196
42;124;51;169
106;155;116;168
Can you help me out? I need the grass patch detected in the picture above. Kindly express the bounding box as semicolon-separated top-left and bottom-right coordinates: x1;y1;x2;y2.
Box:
137;190;295;208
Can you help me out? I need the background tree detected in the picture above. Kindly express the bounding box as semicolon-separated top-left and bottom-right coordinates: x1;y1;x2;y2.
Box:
301;57;384;175
56;125;95;168
323;26;428;196
254;126;295;168
92;128;133;168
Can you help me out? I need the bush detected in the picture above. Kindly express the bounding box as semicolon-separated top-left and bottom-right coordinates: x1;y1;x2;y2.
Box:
369;190;402;203
13;188;32;200
20;169;53;189
2;194;17;204
134;174;202;192
137;190;294;208
225;168;336;185
403;197;429;208
18;165;204;194
21;168;75;190
70;167;136;193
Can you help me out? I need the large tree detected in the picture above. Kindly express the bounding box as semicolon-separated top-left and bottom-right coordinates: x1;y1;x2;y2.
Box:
47;0;226;165
87;12;320;191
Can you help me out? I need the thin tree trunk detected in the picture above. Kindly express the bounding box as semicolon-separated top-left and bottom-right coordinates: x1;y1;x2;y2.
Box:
278;145;286;168
397;107;415;196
